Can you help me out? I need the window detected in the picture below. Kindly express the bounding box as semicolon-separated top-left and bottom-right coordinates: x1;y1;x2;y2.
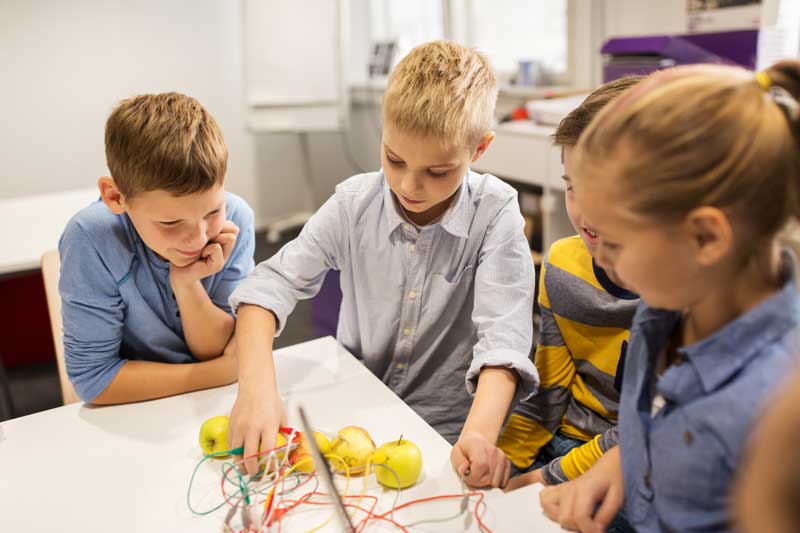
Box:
368;0;445;61
454;0;568;78
357;0;573;87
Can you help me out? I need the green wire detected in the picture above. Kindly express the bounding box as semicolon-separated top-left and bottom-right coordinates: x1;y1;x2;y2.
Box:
187;447;304;516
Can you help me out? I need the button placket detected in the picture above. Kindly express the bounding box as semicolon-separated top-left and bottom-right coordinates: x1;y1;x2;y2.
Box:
393;227;429;383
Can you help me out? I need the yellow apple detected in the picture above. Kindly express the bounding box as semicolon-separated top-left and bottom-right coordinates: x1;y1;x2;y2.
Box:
290;431;332;473
328;426;376;475
372;438;423;489
257;432;288;471
199;415;230;458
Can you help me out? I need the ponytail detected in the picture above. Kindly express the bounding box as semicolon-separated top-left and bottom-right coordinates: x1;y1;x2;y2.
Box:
762;61;800;224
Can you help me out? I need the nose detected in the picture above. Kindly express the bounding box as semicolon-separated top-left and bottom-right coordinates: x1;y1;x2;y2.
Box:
183;220;208;250
399;172;423;196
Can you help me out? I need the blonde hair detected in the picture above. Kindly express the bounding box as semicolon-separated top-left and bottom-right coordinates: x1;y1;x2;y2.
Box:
105;92;227;197
574;61;800;257
382;40;497;148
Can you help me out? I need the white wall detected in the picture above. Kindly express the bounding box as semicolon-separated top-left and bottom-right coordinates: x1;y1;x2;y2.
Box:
0;0;692;228
603;0;686;39
0;0;258;219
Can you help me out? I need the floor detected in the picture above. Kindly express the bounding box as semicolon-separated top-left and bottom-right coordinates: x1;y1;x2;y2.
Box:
1;229;317;422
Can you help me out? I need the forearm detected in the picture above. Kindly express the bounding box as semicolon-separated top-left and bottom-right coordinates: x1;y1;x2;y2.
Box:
462;366;519;442
235;305;280;401
90;356;236;405
173;280;235;360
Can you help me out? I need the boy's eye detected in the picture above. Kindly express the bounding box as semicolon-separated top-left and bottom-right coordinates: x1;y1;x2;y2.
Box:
159;221;180;226
428;169;449;178
205;209;221;218
387;156;404;166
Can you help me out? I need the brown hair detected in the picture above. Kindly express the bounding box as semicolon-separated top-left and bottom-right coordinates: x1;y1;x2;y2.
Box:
552;75;644;147
574;61;800;255
382;40;497;148
104;92;228;197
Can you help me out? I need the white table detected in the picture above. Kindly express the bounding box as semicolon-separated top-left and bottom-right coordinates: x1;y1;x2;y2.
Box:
0;187;98;275
0;337;563;532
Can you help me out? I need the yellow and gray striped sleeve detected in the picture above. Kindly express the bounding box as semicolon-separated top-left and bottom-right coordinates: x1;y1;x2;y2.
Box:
541;425;619;484
497;257;576;470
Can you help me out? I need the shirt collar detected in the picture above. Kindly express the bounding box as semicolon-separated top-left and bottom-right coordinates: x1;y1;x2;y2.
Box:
664;250;800;397
381;171;471;239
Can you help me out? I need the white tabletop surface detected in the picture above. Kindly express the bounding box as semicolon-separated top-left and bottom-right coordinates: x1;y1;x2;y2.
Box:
0;336;563;532
0;187;98;275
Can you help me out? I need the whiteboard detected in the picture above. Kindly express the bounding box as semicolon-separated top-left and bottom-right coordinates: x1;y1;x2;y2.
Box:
242;0;349;132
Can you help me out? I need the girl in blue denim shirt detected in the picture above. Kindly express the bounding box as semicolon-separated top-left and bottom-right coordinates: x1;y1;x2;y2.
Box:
539;61;800;533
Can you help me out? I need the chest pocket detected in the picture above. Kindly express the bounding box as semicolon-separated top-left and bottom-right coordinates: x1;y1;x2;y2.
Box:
424;265;475;321
649;412;731;530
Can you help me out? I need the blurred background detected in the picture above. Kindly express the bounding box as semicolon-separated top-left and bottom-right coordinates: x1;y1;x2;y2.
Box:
1;0;797;420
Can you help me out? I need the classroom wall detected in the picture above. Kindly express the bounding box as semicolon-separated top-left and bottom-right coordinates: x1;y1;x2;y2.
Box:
0;0;259;220
603;0;686;38
0;0;690;228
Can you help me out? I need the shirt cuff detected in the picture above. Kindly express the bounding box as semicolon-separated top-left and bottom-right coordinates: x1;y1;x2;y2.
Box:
465;348;539;398
541;457;569;485
228;285;291;337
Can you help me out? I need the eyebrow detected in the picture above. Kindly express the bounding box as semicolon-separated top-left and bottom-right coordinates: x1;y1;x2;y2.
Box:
383;143;459;169
159;203;223;223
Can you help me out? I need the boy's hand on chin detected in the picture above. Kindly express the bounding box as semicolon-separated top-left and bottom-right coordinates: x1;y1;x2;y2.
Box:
170;220;239;286
451;430;511;489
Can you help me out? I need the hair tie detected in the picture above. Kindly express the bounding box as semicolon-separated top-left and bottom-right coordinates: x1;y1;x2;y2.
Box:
755;71;773;91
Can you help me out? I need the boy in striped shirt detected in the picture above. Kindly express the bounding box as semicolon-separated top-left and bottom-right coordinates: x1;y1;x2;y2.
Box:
499;76;643;489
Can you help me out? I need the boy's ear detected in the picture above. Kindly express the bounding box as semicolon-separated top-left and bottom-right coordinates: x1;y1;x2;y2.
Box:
98;176;127;214
685;206;733;267
471;131;496;163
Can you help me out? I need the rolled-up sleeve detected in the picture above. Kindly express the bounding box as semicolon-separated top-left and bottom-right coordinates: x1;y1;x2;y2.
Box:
466;196;539;398
59;221;126;402
228;194;347;336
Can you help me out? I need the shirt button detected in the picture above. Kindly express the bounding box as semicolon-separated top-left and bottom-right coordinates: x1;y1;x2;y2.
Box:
403;224;411;231
396;362;406;370
408;290;417;300
683;430;694;445
409;244;416;252
403;328;412;335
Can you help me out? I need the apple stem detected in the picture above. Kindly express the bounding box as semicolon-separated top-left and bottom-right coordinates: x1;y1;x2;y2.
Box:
397;434;403;445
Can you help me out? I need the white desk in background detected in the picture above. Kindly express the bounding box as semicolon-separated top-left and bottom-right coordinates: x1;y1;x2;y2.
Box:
0;336;564;532
0;187;97;275
472;120;575;251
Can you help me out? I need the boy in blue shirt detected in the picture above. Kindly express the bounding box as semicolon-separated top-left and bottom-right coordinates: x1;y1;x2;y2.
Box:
228;41;539;488
59;92;255;404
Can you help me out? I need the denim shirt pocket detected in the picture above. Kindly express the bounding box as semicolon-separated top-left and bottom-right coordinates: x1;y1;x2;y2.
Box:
651;414;731;531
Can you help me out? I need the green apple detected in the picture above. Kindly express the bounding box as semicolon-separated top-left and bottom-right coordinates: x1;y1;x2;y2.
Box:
199;415;230;458
328;426;376;475
372;438;423;489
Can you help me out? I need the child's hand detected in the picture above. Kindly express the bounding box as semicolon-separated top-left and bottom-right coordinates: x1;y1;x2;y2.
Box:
170;220;239;287
228;385;286;476
451;430;511;489
504;467;545;492
539;446;624;533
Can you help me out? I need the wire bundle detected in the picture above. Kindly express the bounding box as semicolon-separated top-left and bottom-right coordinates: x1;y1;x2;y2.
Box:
187;428;494;532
